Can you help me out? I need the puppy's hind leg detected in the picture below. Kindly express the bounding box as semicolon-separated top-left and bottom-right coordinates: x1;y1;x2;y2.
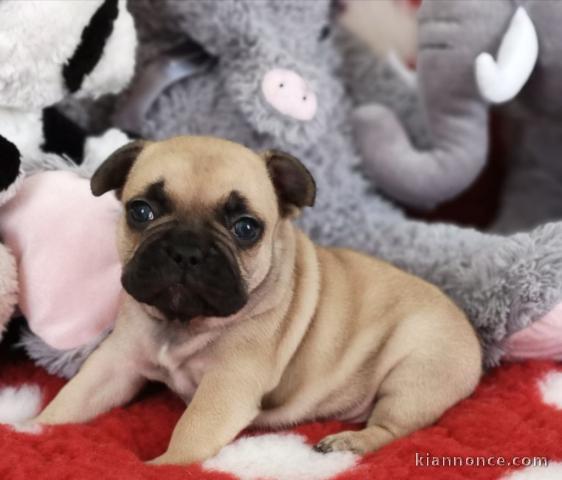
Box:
315;351;480;455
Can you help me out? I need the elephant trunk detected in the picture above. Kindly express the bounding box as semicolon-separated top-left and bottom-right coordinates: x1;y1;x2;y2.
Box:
353;96;489;210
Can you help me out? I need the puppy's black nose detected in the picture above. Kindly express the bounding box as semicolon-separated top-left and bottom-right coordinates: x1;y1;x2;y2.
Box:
165;244;204;268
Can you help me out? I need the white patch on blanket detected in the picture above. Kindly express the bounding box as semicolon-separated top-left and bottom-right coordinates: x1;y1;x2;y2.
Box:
203;433;358;480
503;462;562;479
0;384;42;426
539;371;562;409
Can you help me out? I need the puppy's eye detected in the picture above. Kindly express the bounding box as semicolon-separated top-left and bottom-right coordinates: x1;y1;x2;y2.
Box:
232;216;262;244
128;200;155;224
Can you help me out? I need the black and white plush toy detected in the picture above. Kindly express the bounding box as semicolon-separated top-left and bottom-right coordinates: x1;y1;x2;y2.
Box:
0;0;136;355
0;0;136;178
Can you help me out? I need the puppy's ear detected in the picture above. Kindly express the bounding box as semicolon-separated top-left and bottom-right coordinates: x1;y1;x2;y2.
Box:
91;140;146;197
262;150;316;217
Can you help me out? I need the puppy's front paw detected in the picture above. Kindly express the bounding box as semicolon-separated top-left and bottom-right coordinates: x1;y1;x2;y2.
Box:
146;454;169;466
147;452;188;466
314;431;368;455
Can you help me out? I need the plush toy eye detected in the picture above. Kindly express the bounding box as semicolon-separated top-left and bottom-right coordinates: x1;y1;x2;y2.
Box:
319;25;331;41
128;200;155;224
232;216;262;243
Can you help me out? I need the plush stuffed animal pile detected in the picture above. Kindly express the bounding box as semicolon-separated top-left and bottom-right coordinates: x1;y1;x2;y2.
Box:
0;0;135;172
0;0;135;376
49;0;562;372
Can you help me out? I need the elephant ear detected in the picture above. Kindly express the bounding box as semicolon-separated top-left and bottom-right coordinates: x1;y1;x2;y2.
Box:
154;0;257;56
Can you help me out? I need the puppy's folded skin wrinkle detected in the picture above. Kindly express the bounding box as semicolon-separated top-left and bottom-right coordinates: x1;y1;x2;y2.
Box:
34;136;482;466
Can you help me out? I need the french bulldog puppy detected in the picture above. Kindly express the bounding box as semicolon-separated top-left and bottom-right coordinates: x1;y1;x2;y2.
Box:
33;136;482;465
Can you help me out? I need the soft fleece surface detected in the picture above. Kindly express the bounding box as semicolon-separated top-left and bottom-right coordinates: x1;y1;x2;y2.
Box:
0;339;561;480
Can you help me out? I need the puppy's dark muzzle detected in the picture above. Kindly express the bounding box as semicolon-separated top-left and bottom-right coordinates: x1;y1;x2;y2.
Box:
122;227;248;321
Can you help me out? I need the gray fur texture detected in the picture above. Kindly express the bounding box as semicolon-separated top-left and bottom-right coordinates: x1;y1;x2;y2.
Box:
62;0;562;368
19;328;110;379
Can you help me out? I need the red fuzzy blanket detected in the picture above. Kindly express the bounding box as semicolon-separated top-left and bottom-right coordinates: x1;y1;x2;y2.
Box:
0;341;559;480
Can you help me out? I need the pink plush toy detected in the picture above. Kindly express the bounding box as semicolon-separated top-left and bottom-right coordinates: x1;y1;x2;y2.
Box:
0;172;122;352
502;304;562;361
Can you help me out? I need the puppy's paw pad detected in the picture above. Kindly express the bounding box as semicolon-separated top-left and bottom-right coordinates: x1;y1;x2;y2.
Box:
314;432;366;455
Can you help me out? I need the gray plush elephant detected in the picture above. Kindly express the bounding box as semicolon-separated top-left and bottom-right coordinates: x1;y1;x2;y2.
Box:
354;0;562;221
47;0;562;372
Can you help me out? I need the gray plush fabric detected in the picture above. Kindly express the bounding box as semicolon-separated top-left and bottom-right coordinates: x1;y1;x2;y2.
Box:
492;111;562;234
61;0;562;368
490;1;562;233
19;328;110;379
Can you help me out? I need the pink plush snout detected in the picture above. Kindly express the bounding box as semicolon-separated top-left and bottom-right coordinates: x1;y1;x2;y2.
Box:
261;68;317;121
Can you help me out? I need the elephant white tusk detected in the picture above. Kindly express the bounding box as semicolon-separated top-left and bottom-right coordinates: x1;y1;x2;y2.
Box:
475;7;538;104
